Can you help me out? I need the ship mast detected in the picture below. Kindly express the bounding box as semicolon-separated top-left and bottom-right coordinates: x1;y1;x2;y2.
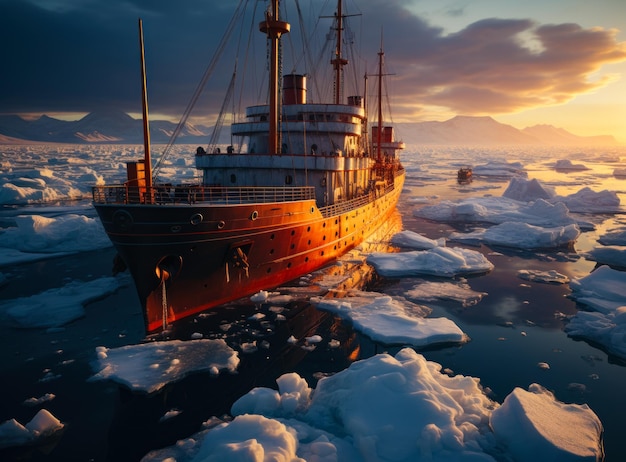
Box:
376;44;383;162
138;18;153;200
331;0;348;104
259;0;290;155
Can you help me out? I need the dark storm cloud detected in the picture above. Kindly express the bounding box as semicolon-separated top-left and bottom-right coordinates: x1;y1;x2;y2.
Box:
0;0;234;115
1;0;625;120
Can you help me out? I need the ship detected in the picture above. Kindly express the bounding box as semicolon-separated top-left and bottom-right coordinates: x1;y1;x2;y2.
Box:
92;0;405;334
457;167;473;182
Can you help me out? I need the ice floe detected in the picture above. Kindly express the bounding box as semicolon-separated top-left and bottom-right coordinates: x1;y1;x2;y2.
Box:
390;230;446;249
142;348;604;462
449;221;580;249
0;409;64;450
583;245;626;268
552;187;621;214
416;196;583;228
554;159;590;171
517;269;570;284
598;226;626;245
89;339;240;393
415;176;622;231
490;383;602;460
569;265;626;314
566;265;626;359
312;290;468;347
473;160;527;177
0;213;111;267
367;246;494;277
404;279;487;306
0;275;128;329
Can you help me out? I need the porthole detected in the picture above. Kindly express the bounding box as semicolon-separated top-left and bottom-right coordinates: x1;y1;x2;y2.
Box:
217;220;226;229
190;213;203;225
112;210;133;231
310;207;315;213
250;210;259;220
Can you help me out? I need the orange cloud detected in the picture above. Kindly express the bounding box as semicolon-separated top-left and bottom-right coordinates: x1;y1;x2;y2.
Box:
390;17;626;117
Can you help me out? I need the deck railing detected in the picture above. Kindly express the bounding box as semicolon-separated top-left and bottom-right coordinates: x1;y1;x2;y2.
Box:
92;184;316;205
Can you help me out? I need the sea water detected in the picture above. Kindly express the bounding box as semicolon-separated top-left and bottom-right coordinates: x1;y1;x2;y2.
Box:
0;144;625;460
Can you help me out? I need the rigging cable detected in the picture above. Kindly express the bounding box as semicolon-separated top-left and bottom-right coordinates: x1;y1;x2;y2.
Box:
207;69;237;153
152;0;247;180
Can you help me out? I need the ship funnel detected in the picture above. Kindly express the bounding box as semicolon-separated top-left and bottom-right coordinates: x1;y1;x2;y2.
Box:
283;74;306;105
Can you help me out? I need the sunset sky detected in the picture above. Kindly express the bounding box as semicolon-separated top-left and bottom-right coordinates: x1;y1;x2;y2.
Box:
1;0;625;143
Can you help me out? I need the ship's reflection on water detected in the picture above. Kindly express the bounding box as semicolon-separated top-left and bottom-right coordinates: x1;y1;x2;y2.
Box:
107;211;404;460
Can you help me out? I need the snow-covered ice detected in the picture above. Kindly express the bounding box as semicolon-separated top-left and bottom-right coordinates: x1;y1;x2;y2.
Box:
583;245;626;268
0;409;64;450
598;226;626;245
390;230;446;249
367;246;494;277
1;275;128;328
142;348;604;462
517;269;570;284
449;221;580;249
554;159;590;171
553;187;621;214
490;383;603;460
569;265;626;314
415;176;621;230
404;279;488;307
0;213;111;267
566;265;626;359
312;290;468;347
89;339;240;393
473;160;527;178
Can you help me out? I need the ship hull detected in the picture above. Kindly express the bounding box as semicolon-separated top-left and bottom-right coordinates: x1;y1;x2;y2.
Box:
95;172;404;333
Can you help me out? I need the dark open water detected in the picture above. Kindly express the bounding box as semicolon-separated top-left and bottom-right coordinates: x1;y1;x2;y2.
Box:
1;170;626;461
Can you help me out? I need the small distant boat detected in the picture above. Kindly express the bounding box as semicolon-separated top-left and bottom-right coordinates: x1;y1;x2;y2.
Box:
457;167;472;182
92;0;405;334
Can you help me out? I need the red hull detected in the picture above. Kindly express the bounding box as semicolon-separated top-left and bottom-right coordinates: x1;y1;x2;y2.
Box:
94;173;404;332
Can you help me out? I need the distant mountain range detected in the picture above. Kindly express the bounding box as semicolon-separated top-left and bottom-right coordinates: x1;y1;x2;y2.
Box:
394;116;619;146
0;110;213;145
0;111;619;146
